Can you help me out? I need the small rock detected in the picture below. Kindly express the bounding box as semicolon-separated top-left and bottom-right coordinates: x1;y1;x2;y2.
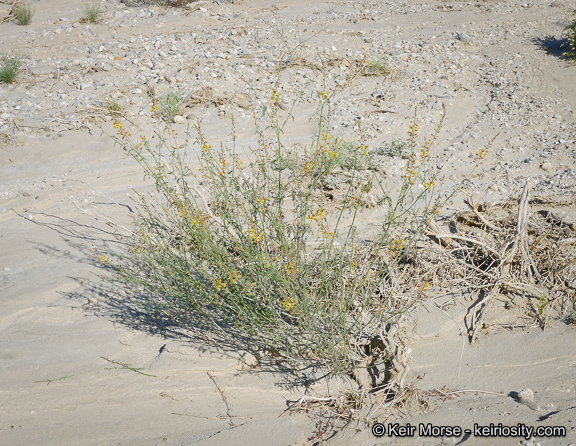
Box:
173;115;186;124
519;388;534;401
455;31;469;42
541;162;552;171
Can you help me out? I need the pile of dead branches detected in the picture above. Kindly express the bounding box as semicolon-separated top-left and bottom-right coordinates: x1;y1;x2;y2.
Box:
426;180;576;342
288;181;575;427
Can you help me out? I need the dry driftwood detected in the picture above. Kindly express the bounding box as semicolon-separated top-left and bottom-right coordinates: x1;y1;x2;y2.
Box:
0;0;19;23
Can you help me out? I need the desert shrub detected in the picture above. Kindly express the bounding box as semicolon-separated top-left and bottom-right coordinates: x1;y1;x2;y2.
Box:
0;53;23;84
104;98;123;113
82;2;101;24
376;137;410;158
13;3;35;25
154;90;184;123
563;9;576;60
104;85;479;401
363;57;392;77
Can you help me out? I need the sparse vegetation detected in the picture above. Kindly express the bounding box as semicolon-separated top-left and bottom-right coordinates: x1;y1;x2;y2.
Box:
376;138;410;158
82;2;102;24
104;98;124;115
13;3;35;26
154;90;184;123
363;57;392;77
0;53;23;84
285;136;408;178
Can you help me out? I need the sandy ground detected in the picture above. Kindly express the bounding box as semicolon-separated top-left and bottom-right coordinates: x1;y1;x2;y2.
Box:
1;0;576;444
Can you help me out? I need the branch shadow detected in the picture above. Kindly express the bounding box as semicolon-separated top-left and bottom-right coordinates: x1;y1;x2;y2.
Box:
532;35;571;60
26;210;330;393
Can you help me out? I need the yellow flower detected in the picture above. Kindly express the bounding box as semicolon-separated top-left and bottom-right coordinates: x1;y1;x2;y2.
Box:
282;297;297;313
285;262;299;275
213;278;227;292
306;208;326;222
248;227;264;245
228;271;241;283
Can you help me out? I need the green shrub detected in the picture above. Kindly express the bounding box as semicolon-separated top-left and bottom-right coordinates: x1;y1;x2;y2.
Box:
376;138;410;158
104;97;124;114
0;53;23;84
563;9;576;60
82;2;102;24
103;86;481;397
155;90;184;123
364;57;392;77
13;3;35;26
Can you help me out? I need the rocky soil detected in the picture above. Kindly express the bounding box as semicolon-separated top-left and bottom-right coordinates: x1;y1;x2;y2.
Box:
2;0;576;200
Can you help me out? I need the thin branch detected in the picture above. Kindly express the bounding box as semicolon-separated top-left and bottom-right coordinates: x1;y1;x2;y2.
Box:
207;371;235;426
461;191;503;232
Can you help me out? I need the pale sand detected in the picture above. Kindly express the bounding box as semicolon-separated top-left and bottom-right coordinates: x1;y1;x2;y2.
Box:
2;0;576;444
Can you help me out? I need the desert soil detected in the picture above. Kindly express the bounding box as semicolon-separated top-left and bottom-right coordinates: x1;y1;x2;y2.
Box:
1;0;576;445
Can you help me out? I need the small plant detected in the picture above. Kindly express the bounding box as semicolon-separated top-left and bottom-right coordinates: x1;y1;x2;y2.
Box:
0;53;23;84
364;57;392;77
104;97;124;115
563;9;576;60
13;3;35;26
82;2;102;24
536;294;549;316
154;90;184;123
376;138;410;158
286;135;373;175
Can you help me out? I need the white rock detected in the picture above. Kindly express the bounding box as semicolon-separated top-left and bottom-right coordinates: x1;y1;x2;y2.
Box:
173;115;186;124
